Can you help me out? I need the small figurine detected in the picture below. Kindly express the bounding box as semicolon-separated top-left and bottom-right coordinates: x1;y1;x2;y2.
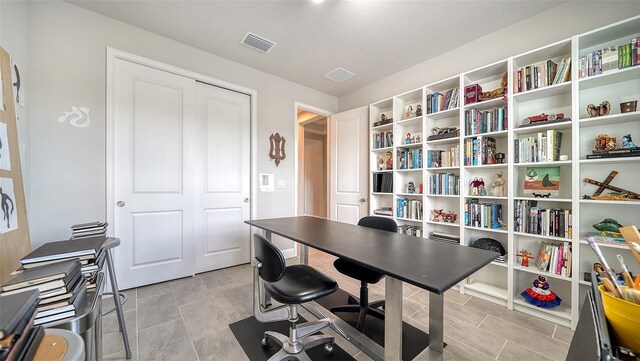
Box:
381;114;388;122
419;182;423;194
587;101;611;118
378;157;384;171
385;151;393;170
593;218;624;237
405;132;412;144
495;152;505;164
596;134;617;150
491;171;506;197
469;177;481;196
405;105;415;119
478;178;487;196
415;134;421;143
622;134;638;149
521;275;562;309
516;249;534;267
407;181;415;194
431;209;443;222
415;104;423;117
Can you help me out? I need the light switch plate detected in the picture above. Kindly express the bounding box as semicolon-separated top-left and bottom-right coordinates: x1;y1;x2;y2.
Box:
277;180;285;189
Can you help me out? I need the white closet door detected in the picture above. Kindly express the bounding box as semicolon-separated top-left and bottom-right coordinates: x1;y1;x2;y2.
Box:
329;106;369;224
113;59;197;290
194;82;250;273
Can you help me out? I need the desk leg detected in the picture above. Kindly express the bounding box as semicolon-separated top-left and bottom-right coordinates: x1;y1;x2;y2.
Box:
262;231;272;308
429;292;444;353
384;276;403;361
300;244;308;265
106;248;132;359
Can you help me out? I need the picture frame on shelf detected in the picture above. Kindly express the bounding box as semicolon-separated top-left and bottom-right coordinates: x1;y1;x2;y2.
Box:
523;166;560;196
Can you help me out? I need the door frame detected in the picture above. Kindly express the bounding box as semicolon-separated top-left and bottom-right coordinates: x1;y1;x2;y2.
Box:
294;102;333;219
105;48;258;263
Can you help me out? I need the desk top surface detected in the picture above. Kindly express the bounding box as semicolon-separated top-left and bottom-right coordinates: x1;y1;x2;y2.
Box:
246;216;498;294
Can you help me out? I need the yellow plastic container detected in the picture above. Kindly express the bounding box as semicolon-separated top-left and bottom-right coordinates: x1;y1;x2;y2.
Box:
599;285;640;352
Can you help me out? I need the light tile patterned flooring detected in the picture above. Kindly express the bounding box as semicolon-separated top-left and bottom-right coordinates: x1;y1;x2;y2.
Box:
102;249;573;361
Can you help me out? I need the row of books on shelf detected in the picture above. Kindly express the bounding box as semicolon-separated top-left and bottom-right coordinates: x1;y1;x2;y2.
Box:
586;147;640;159
579;36;640;79
373;207;393;217
535;241;572;277
396;198;423;220
514;57;571;93
464;136;497;166
426;146;459;168
514;200;572;239
464;200;503;229
397;149;422;169
0;290;44;361
426;88;459;114
398;225;423;237
428;231;460;245
464;107;507;136
427;172;460;196
514;130;563;163
372;173;393;193
372;131;393;149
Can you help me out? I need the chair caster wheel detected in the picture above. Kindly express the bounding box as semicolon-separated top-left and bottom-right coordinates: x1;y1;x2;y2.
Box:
324;343;333;355
261;337;269;348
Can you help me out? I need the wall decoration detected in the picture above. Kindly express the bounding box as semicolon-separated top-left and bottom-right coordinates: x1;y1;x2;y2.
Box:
269;133;286;166
0;122;11;171
259;173;274;192
10;60;24;108
0;177;17;234
57;106;91;128
523;166;560;196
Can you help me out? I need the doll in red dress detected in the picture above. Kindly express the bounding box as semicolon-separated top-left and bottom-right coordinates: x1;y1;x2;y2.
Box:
521;275;562;309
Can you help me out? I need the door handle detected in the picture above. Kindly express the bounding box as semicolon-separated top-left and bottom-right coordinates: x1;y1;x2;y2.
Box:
117;201;125;207
244;198;250;203
359;198;366;203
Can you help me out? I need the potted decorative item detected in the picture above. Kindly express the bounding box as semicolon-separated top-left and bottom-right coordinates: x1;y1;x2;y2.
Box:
521;275;562;308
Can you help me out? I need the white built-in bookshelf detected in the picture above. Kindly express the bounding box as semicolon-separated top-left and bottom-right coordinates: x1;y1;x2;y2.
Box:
368;15;640;329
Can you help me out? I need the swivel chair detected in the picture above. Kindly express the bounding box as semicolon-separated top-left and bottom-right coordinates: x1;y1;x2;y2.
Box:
253;233;338;361
330;216;397;330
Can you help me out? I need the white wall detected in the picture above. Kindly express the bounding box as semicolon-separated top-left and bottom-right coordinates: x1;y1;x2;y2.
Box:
0;0;30;209
339;2;640;111
27;1;338;248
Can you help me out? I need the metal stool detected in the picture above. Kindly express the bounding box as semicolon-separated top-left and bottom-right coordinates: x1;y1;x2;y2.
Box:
104;237;132;359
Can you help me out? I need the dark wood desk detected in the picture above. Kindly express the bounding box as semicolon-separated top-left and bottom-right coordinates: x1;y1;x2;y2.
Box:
246;216;498;360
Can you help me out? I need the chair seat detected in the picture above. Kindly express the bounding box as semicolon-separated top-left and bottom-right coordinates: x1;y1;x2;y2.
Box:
265;265;338;304
333;258;384;284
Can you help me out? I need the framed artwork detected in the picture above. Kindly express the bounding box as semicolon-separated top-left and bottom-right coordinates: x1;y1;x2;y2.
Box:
0;177;17;233
523;166;560;196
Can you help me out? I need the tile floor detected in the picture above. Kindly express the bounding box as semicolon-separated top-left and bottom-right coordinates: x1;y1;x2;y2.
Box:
102;249;574;361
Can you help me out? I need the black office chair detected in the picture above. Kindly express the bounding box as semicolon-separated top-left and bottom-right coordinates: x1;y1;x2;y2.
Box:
330;216;397;330
253;234;338;361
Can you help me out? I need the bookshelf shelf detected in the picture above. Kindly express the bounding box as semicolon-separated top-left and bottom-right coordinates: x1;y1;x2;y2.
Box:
371;170;393;173
396;116;423;127
463;226;508;234
425;220;459;228
512;232;572;242
513;81;572;102
578;65;640;90
463;130;508;139
579;280;590;286
372;213;394;219
368;15;640;330
395;217;423;223
513;265;572;282
578;239;629;249
513;160;572;167
579;156;640;165
372;192;393;195
427;107;460;120
464;282;508;301
513;120;573;134
579;111;640;127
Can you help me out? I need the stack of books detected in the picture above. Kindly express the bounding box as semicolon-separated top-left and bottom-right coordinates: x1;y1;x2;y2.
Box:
0;290;44;361
464;136;497;166
514;130;563;163
428;231;460;245
70;221;107;240
536;241;572;277
464;107;507;136
398;225;423;237
426;88;459;114
1;261;86;326
21;235;106;286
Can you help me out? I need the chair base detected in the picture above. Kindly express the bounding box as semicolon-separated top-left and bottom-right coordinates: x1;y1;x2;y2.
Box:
330;284;385;330
262;308;334;361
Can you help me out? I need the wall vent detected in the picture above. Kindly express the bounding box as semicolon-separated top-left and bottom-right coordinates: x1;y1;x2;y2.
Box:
241;31;276;54
324;67;355;83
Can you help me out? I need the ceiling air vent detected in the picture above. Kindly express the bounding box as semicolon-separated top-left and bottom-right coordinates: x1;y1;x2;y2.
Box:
241;31;276;54
324;67;355;83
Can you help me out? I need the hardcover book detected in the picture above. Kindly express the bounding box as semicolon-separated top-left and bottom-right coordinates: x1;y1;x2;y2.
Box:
2;260;81;292
21;236;106;265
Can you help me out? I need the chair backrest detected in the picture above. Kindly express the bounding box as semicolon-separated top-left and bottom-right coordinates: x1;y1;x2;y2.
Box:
358;216;398;233
253;233;286;283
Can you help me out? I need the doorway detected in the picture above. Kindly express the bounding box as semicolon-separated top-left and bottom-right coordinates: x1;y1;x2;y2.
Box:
296;105;331;218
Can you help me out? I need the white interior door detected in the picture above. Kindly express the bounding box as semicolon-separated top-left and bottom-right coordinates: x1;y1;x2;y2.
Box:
113;59;197;290
194;82;250;273
329;106;369;224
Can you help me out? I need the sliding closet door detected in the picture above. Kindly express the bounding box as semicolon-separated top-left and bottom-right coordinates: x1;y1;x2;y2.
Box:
194;82;251;273
112;59;197;290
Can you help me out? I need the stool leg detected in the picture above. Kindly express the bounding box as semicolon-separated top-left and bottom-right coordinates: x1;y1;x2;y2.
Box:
106;248;132;359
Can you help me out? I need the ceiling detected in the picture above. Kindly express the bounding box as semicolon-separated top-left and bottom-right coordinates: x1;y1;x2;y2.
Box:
68;0;565;97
